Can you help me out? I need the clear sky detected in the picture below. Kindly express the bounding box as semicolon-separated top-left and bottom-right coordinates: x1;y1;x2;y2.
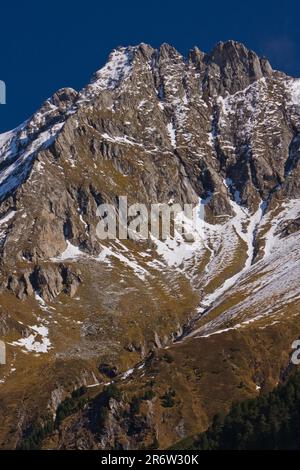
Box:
0;0;300;132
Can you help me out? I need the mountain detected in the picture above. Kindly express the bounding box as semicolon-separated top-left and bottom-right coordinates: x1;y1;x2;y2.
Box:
0;40;300;450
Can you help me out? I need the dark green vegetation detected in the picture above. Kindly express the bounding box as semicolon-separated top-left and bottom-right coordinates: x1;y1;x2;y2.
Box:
18;386;88;450
129;389;156;415
160;389;176;408
55;386;88;427
17;415;54;450
89;383;123;431
174;371;300;450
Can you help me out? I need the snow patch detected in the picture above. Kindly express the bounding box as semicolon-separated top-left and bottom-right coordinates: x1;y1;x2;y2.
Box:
52;241;84;261
167;122;176;148
288;78;300;106
80;47;133;98
10;324;51;353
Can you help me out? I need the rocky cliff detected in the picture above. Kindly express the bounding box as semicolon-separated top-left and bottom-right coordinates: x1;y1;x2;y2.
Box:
0;40;300;449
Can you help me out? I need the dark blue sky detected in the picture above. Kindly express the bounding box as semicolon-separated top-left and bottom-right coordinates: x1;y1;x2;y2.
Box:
0;0;300;132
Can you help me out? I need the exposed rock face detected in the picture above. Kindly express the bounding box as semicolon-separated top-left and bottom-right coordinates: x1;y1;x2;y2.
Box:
0;41;298;272
190;40;273;96
1;40;300;450
6;264;81;301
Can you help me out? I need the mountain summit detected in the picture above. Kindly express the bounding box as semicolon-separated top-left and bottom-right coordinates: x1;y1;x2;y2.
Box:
0;41;300;450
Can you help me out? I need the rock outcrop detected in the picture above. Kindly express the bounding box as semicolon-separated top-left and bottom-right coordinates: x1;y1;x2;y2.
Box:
1;40;300;450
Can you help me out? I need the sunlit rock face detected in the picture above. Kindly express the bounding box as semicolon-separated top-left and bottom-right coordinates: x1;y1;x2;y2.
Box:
1;40;300;450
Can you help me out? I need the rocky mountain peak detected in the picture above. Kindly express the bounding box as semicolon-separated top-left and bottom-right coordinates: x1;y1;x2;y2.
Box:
1;39;300;451
75;40;275;108
190;39;273;96
25;87;78;137
134;42;155;60
49;87;78;109
158;43;183;60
